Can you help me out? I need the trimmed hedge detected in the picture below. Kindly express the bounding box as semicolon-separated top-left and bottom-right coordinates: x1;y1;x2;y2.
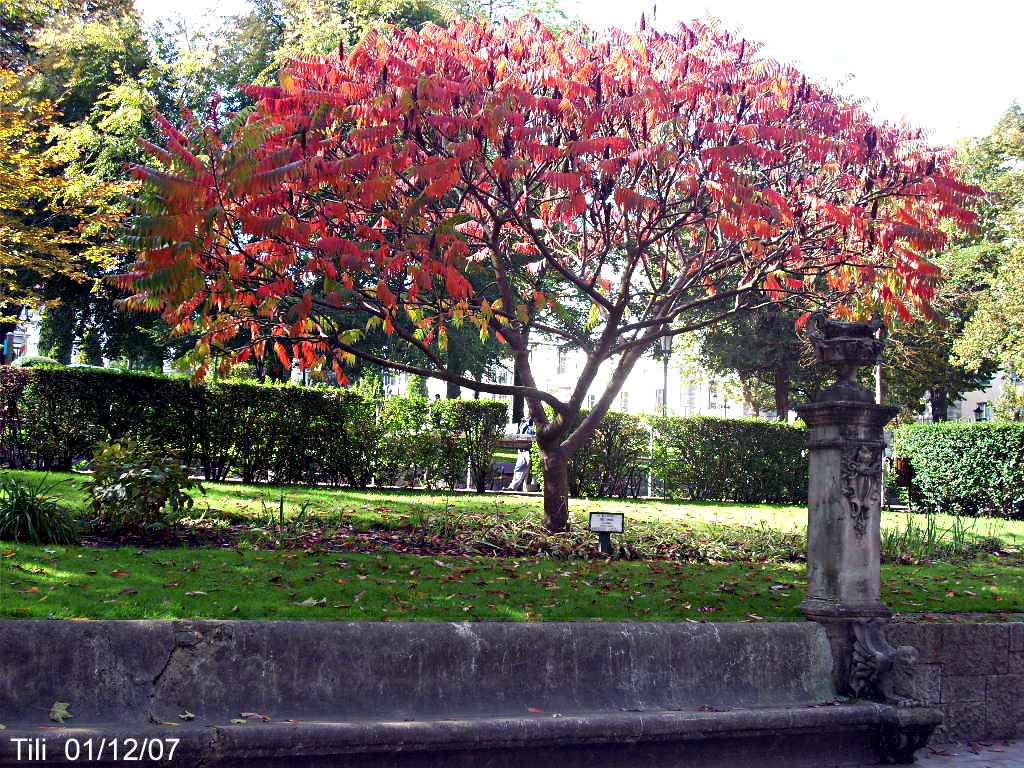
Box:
649;416;807;504
0;366;506;491
570;411;650;499
893;422;1024;518
531;412;807;503
2;366;807;503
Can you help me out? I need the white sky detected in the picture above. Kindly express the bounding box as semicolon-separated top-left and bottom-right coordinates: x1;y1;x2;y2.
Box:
137;0;1023;145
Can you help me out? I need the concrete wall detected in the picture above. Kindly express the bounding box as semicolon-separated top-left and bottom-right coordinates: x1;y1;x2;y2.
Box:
0;620;835;727
0;618;1016;746
886;619;1024;742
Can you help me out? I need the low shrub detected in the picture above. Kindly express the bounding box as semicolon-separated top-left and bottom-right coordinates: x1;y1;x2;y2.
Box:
431;399;508;492
10;355;62;368
893;422;1024;518
649;416;807;504
315;391;382;488
0;474;78;544
82;439;204;528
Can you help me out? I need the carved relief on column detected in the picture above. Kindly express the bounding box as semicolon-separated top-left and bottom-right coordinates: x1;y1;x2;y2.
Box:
839;424;884;538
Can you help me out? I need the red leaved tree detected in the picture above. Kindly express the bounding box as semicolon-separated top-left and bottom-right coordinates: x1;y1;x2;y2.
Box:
120;15;980;531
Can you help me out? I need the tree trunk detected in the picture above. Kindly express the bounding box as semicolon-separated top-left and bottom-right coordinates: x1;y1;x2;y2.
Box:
538;445;570;532
512;364;524;423
773;366;791;421
930;389;948;422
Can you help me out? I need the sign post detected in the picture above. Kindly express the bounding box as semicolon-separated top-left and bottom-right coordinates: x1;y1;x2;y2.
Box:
588;512;624;556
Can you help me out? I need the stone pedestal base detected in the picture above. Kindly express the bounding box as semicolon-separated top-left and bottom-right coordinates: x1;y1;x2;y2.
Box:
798;400;898;620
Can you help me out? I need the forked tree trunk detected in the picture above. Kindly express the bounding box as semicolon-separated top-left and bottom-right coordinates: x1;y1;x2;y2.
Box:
538;445;570;532
774;367;791;421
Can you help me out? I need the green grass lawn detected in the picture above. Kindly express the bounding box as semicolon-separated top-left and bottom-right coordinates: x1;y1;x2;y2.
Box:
2;544;1021;621
3;469;1021;621
7;469;1021;549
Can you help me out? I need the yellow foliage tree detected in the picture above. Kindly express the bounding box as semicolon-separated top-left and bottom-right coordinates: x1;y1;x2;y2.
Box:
0;66;86;315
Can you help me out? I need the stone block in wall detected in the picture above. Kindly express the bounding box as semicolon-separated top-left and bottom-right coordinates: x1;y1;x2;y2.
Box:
1010;623;1024;653
936;623;1009;676
985;674;1024;740
942;701;988;742
941;675;985;704
1009;651;1024;676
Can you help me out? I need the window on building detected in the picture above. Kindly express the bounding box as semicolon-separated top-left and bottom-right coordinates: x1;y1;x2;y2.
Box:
587;394;596;409
681;386;697;416
557;349;568;374
619;391;629;411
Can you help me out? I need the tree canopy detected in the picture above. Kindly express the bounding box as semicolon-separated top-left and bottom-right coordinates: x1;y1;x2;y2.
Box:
952;105;1024;380
122;15;981;528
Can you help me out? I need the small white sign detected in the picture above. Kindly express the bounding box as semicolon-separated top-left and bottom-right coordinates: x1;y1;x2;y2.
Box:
588;512;624;534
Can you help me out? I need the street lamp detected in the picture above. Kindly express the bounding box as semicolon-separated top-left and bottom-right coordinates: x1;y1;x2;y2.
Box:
974;402;986;422
654;335;672;417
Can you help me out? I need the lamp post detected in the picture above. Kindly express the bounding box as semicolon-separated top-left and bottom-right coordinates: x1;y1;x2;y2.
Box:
655;335;672;417
974;402;986;422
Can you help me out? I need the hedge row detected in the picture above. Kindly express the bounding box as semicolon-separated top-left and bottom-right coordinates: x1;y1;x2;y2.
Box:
531;410;807;504
893;422;1024;518
649;416;808;504
0;366;507;490
1;365;808;502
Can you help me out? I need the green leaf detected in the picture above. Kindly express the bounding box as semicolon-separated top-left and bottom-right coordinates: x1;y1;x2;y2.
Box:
49;702;72;724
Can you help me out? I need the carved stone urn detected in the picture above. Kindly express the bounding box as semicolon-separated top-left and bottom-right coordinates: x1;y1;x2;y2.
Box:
808;312;887;403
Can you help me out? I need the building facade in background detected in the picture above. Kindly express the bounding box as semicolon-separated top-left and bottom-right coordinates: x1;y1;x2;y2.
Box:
422;337;747;420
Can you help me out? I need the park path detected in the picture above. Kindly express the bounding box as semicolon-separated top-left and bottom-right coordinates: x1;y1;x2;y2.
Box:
908;741;1024;767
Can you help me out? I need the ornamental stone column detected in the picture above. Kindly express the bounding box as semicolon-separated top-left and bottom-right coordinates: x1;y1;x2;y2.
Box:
797;314;898;685
798;313;942;760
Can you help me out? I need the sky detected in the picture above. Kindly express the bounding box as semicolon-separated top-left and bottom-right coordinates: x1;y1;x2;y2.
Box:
135;0;1023;146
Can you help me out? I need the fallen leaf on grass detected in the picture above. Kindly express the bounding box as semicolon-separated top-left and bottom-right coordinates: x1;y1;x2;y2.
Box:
110;570;131;577
118;588;138;596
178;711;195;721
49;702;72;724
185;591;208;597
240;712;272;722
295;597;326;607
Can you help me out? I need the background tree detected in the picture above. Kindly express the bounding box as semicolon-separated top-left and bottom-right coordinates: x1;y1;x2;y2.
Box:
123;16;979;530
695;303;825;419
952;105;1024;380
0;67;85;319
